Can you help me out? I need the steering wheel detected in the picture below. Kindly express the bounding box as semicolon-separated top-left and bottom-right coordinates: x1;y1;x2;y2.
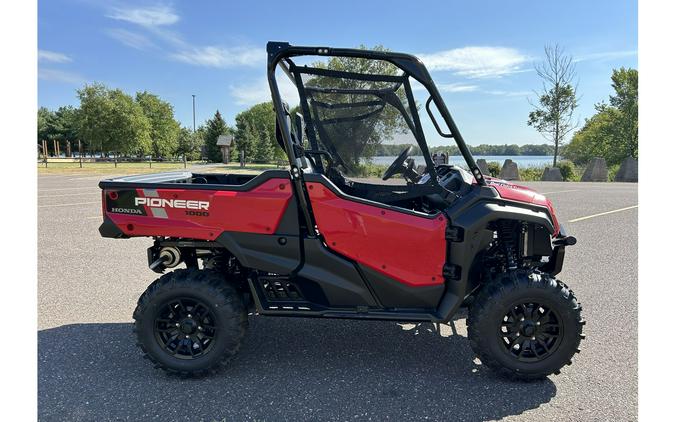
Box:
382;145;414;180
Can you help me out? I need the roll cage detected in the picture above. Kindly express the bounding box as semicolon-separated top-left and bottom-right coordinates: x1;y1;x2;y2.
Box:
266;41;486;186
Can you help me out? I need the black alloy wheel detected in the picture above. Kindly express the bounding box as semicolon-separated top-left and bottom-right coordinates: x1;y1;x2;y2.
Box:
499;301;562;362
154;297;218;360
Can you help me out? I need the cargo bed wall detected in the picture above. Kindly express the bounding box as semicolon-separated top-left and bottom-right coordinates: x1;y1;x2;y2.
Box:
99;170;293;240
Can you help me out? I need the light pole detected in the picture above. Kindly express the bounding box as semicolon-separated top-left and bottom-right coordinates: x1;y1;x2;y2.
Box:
187;94;196;168
192;95;196;133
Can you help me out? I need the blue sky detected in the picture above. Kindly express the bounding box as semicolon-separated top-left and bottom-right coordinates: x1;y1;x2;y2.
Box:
38;0;637;147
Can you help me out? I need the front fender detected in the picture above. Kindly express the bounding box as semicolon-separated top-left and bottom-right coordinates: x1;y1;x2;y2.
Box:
434;200;555;322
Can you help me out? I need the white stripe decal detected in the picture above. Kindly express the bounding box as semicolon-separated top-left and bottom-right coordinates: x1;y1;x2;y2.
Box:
150;207;168;218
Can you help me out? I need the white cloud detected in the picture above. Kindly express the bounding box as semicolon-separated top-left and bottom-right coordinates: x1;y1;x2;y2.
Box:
484;90;531;97
38;68;85;84
106;5;179;27
106;28;156;50
418;46;530;78
170;46;265;68
103;4;262;70
230;77;299;106
574;50;637;63
436;83;479;93
38;50;72;63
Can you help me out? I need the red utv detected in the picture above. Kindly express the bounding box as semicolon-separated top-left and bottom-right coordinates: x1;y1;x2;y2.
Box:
99;42;584;380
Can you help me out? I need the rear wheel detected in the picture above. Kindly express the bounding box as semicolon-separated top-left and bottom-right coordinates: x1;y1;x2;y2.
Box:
467;270;584;380
133;269;248;376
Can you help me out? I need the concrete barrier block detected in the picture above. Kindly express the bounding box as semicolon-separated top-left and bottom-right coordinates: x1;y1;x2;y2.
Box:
476;159;489;175
499;159;520;181
581;157;608;182
541;167;563;181
614;157;638;182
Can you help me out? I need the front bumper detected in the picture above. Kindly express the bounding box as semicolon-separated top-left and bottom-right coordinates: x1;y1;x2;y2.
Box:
544;225;576;276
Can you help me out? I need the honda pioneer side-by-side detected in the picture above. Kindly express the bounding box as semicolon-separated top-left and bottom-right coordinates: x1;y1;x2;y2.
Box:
99;42;584;380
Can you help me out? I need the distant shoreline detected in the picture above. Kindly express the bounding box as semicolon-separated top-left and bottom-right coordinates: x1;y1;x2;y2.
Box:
371;155;556;168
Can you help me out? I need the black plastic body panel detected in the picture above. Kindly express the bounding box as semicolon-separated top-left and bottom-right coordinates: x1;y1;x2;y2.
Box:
527;223;553;256
358;264;444;309
274;196;301;236
216;232;301;274
297;238;378;307
543;245;566;276
99;217;128;238
434;185;558;321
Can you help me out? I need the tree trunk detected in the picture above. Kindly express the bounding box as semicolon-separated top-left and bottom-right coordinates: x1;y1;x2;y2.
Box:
553;119;560;167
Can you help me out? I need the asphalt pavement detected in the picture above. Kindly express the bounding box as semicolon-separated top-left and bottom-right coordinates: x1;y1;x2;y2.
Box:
37;173;638;421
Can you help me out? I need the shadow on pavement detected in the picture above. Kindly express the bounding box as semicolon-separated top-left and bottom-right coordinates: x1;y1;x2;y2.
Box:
39;317;556;421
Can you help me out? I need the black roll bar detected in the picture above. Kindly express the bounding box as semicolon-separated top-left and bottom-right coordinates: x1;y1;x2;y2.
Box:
266;41;486;185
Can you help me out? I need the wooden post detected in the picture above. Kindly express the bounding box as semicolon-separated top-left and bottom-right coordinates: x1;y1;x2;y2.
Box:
149;156;152;168
79;140;83;168
43;140;48;167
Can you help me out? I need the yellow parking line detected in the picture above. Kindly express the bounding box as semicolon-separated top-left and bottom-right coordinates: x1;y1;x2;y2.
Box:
38;201;100;208
568;205;638;223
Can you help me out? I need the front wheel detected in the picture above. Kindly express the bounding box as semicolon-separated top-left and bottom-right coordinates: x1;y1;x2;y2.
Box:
467;271;585;380
133;269;248;377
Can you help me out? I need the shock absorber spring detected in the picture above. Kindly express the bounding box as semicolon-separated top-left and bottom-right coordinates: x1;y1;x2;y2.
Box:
498;221;519;270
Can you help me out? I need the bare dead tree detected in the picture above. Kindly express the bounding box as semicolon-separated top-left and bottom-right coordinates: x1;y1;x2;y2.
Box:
527;44;578;167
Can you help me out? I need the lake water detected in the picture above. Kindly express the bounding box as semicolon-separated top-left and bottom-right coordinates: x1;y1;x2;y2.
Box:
370;155;555;168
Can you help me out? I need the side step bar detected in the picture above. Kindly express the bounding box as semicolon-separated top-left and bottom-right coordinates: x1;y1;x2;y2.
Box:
249;279;438;322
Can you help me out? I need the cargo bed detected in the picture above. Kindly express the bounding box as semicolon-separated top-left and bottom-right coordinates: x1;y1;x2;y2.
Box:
98;170;294;240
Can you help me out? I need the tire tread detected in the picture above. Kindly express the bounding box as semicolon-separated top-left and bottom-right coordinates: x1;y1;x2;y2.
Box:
133;268;248;377
467;270;584;381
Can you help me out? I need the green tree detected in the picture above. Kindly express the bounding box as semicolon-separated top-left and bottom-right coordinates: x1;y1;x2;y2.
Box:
77;83;152;156
235;119;256;164
135;91;181;158
52;106;79;141
608;67;638;160
203;110;231;162
252;127;275;162
38;106;81;155
176;127;203;161
234;102;282;163
528;44;578;167
565;108;621;164
37;107;55;143
565;68;638;166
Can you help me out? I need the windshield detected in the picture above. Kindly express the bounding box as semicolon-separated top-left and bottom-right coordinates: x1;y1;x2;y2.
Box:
286;58;431;180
